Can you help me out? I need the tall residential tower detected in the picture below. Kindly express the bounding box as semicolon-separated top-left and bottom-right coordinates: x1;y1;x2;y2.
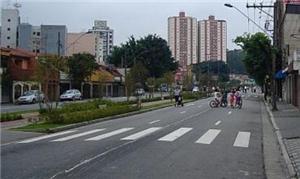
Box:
198;15;227;62
168;12;198;73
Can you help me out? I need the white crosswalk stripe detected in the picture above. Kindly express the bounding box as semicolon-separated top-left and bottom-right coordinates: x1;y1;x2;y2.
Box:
51;129;105;142
18;130;77;143
121;127;162;140
233;132;251;148
158;128;192;142
85;128;134;141
195;129;221;144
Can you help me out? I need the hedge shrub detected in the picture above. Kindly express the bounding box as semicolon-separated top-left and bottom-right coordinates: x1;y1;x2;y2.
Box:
0;113;23;122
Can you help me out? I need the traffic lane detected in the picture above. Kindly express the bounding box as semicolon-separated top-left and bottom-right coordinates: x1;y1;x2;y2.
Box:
53;99;263;179
1;99;211;179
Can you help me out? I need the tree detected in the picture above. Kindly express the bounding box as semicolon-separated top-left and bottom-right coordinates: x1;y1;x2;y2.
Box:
234;32;273;86
108;34;178;78
146;77;155;98
227;49;247;74
67;53;99;89
163;72;175;101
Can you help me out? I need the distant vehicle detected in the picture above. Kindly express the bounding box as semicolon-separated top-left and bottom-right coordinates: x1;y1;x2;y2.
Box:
60;89;82;101
16;90;45;104
192;86;199;93
161;84;168;92
135;88;145;96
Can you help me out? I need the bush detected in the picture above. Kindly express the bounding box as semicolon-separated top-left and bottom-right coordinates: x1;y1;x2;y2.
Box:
61;105;139;124
182;91;207;100
0;113;23;122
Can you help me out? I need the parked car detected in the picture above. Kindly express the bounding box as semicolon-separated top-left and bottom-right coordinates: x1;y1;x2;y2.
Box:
135;88;145;96
60;89;82;101
192;86;200;93
16;90;45;104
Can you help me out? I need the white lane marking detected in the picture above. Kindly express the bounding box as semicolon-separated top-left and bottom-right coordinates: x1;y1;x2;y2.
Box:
149;120;160;124
180;111;186;114
18;130;77;143
51;129;105;142
215;121;221;126
198;105;202;108
121;127;162;140
228;111;232;115
49;140;135;179
195;129;221;144
233;132;251;148
85;128;134;141
158;127;192;142
186;103;195;107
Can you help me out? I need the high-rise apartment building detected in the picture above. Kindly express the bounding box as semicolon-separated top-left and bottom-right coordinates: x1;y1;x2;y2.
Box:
198;15;227;62
168;12;198;72
1;8;20;48
40;25;67;56
89;20;114;64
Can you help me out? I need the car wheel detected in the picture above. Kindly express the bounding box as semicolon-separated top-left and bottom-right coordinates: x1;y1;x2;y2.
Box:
32;99;36;104
72;96;76;101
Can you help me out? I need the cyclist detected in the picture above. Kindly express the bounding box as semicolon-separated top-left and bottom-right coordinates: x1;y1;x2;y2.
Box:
213;89;222;107
174;86;181;105
235;89;242;108
229;89;235;108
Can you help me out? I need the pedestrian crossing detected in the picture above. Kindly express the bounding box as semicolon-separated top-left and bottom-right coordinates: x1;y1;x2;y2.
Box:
17;127;252;148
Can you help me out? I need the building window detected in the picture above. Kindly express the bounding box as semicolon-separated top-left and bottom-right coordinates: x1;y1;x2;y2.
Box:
7;45;10;48
33;32;36;35
37;32;40;36
8;19;11;22
7;28;10;31
36;49;40;53
7;36;10;39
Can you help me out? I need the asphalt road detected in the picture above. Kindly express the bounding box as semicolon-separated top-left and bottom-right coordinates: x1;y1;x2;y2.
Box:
1;94;265;179
1;92;168;113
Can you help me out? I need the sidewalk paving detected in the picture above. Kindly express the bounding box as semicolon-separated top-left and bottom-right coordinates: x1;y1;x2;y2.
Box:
266;101;300;178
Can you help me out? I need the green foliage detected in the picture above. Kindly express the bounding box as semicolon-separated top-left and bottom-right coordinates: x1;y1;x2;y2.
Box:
182;91;207;100
61;105;139;124
67;53;99;88
227;49;247;74
0;113;23;122
108;34;178;78
40;99;139;124
234;32;273;86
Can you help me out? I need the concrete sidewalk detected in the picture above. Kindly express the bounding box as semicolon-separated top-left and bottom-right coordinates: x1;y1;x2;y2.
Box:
266;101;300;178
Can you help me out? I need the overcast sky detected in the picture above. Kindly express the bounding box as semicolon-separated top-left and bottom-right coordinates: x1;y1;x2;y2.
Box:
2;0;274;49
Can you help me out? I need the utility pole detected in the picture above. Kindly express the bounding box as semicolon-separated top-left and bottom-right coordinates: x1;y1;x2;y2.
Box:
246;2;278;111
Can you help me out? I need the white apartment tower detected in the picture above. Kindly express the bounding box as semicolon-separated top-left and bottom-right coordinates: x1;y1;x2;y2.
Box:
1;8;20;48
90;20;114;64
198;15;227;62
168;12;198;72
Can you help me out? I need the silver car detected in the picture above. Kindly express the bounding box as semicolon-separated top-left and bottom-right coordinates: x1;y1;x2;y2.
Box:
60;89;82;101
16;90;45;104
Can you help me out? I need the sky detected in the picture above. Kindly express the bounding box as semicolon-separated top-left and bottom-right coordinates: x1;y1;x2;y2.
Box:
1;0;274;50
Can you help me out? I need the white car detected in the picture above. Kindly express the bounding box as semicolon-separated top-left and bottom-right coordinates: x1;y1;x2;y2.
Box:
192;86;200;93
17;90;45;104
60;89;82;101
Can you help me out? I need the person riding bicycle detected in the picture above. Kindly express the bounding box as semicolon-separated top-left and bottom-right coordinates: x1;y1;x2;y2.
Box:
229;89;236;108
213;89;222;106
235;89;242;107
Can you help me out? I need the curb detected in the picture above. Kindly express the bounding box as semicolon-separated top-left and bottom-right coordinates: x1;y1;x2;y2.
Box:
264;101;297;178
47;99;199;133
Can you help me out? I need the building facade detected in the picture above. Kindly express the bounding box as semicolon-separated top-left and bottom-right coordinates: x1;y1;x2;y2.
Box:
198;15;227;62
1;8;20;48
89;20;114;64
40;25;67;56
17;23;32;51
66;32;96;57
168;12;198;72
275;2;300;109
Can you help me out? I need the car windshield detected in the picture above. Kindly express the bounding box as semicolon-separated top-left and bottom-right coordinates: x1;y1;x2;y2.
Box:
23;91;34;96
64;90;73;94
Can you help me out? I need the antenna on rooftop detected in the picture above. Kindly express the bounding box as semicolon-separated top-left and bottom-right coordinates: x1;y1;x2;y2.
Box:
13;1;22;9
